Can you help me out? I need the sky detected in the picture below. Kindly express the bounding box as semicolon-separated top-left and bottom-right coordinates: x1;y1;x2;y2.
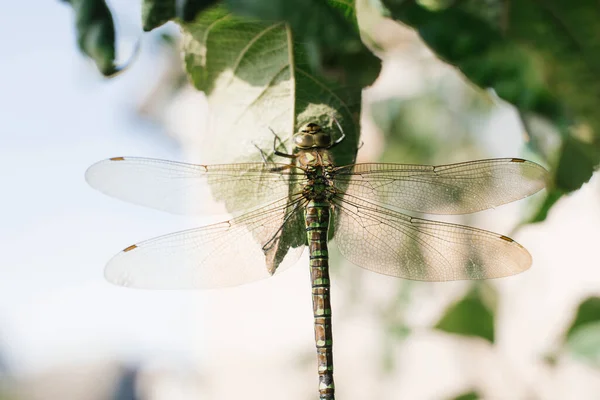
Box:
0;1;212;374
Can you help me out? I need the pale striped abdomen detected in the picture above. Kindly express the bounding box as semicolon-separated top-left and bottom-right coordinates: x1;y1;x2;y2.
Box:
305;201;335;400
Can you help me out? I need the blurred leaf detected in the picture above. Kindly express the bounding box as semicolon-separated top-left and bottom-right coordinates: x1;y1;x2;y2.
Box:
389;324;411;339
381;1;560;115
370;88;490;164
556;135;600;192
435;284;496;343
180;0;220;22
381;283;412;373
528;190;562;223
449;390;480;400
542;352;559;367
382;280;413;340
562;297;600;367
142;0;175;31
381;0;600;195
565;321;600;367
381;339;396;372
508;2;600;134
519;113;563;223
179;3;377;165
371;97;441;163
62;0;118;76
566;297;600;339
519;112;562;164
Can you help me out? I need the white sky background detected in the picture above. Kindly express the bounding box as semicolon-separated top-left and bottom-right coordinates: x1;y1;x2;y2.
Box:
2;1;600;399
0;1;211;374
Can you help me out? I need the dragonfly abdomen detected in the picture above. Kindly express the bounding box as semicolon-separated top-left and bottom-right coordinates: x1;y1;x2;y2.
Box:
305;201;335;400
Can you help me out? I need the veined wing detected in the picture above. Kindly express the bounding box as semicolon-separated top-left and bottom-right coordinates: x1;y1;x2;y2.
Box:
333;158;548;215
105;196;307;289
332;194;531;281
86;157;305;215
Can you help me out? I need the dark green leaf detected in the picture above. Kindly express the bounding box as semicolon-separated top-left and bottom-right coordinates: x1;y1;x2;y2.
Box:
508;2;600;131
381;1;560;117
142;0;175;31
62;0;118;76
381;0;600;194
556;135;600;192
181;0;220;22
435;285;496;343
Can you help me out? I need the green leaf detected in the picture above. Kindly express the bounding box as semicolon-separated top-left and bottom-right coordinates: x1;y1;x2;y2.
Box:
62;0;118;76
449;391;480;400
528;190;562;223
181;0;220;22
142;0;220;30
561;297;600;367
381;0;600;194
566;297;600;339
565;321;600;367
381;1;560;116
224;0;381;88
508;1;600;132
142;0;175;31
179;3;376;166
556;134;600;192
435;284;496;343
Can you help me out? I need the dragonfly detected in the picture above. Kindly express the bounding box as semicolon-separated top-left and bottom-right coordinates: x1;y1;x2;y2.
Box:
86;122;548;400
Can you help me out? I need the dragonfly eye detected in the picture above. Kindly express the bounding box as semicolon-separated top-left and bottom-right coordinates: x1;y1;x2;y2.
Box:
300;123;322;134
314;132;332;148
294;134;314;149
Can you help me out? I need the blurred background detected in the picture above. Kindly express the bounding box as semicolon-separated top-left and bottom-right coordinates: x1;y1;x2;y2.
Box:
1;1;600;399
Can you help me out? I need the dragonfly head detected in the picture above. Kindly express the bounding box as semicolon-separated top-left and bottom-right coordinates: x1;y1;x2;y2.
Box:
293;123;333;149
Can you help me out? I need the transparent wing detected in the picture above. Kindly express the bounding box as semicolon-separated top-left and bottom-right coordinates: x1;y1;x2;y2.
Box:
86;157;305;215
332;194;531;281
105;196;307;289
333;158;548;214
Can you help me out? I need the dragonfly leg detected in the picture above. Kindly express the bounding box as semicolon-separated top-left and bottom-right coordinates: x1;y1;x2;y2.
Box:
329;115;346;148
253;142;272;164
274;149;296;158
268;127;297;159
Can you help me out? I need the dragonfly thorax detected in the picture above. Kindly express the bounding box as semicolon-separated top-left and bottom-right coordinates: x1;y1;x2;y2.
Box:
293;123;333;150
302;165;336;201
